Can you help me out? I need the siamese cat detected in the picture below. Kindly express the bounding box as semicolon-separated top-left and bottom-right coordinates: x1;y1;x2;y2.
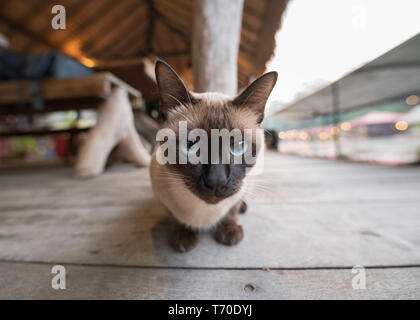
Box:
150;59;277;252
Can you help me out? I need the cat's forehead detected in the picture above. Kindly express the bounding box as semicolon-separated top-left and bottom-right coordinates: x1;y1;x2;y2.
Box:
167;92;259;131
192;91;231;105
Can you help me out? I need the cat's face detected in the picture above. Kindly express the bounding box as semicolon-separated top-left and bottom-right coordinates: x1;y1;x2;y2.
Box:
164;93;263;203
155;59;277;204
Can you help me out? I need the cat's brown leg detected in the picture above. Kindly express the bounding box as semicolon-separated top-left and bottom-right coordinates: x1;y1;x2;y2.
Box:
213;204;244;246
238;199;248;214
170;220;199;253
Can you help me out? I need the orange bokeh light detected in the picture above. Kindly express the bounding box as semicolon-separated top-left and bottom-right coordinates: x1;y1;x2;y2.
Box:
395;121;408;131
340;122;351;131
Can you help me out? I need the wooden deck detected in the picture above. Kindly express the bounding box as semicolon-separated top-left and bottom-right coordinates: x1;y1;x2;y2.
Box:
0;151;419;299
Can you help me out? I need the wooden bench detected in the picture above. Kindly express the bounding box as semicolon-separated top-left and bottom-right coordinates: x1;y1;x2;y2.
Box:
0;72;150;176
0;72;142;115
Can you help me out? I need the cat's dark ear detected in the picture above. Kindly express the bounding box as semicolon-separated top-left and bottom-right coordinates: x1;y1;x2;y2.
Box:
155;58;194;116
232;71;277;123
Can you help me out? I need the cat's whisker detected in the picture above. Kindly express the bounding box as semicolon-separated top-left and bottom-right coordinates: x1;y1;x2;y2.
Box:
248;186;276;198
251;185;273;193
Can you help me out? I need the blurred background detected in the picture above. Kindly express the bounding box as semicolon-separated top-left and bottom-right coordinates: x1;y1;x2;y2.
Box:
0;0;419;166
1;0;420;300
263;0;420;165
0;0;287;167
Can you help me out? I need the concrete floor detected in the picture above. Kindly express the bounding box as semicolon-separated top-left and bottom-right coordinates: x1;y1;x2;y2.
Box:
0;152;419;299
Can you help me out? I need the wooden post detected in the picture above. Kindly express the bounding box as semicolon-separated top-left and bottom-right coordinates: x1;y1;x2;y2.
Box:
192;0;244;95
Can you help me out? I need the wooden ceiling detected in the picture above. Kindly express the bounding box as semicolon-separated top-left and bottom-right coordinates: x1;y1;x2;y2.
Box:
0;0;288;89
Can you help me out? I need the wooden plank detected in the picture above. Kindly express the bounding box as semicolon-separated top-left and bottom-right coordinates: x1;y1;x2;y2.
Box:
154;1;192;34
97;10;149;59
155;0;192;24
76;1;136;57
241;11;262;33
6;153;420;205
252;0;289;76
241;27;259;44
28;0;87;51
244;0;267;17
1;158;420;208
0;199;419;268
89;2;148;57
0;73;108;104
0;11;58;50
0;153;420;268
0;262;418;299
0;72;140;106
152;10;190;41
52;0;116;47
238;53;254;74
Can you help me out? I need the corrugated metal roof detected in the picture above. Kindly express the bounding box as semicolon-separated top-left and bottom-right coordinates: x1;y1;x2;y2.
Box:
275;33;420;120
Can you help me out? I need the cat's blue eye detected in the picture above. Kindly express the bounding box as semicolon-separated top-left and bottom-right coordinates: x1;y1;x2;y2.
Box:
230;141;247;156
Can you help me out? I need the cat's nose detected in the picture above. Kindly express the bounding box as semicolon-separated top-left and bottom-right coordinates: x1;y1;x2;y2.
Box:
201;165;229;193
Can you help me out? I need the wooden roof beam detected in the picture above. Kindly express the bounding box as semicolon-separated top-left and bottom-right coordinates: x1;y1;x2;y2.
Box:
68;0;131;56
155;0;192;23
0;14;58;50
252;0;289;76
153;10;190;43
83;0;142;53
22;0;86;51
100;19;149;59
89;3;148;57
16;0;45;27
54;0;115;48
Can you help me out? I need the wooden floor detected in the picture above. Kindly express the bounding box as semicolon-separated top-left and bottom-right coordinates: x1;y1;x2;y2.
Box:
0;151;419;299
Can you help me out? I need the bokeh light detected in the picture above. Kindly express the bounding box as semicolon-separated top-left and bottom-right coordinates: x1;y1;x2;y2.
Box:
319;132;329;140
395;120;408;131
406;95;419;106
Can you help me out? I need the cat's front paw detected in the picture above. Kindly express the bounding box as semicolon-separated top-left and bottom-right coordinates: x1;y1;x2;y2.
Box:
170;225;199;253
214;223;244;246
